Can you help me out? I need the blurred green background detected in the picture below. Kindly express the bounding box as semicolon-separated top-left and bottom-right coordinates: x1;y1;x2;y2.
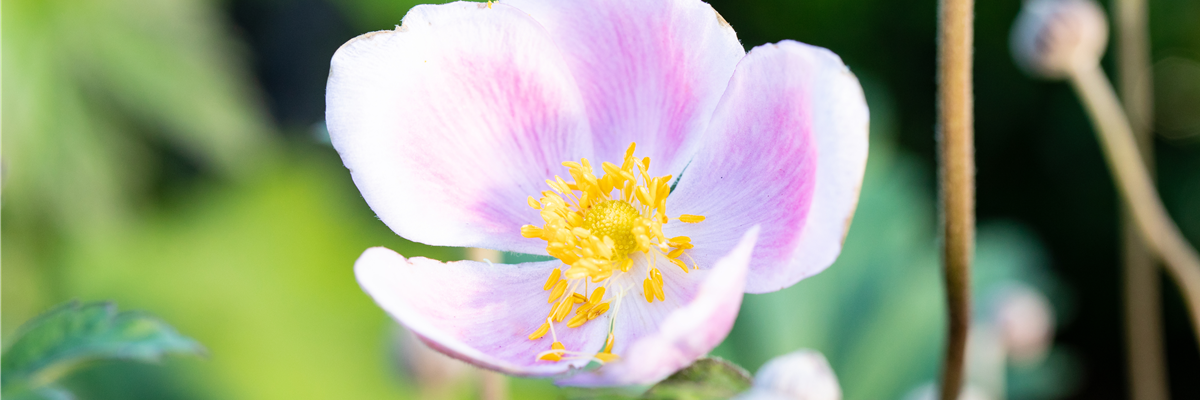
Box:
3;0;1199;399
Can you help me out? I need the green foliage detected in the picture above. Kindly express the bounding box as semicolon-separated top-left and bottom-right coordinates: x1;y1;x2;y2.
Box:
1;0;275;237
1;302;204;399
642;357;753;400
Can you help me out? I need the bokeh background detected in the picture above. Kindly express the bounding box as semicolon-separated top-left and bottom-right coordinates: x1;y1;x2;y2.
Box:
3;0;1199;399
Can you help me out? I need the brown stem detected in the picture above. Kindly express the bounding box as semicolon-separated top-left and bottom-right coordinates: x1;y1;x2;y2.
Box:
937;0;975;398
1114;0;1171;397
1069;63;1200;351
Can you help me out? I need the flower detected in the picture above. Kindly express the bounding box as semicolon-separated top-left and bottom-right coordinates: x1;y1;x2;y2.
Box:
734;349;842;400
326;0;868;386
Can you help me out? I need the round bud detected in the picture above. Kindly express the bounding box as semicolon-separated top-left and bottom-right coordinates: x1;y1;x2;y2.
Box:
736;349;842;400
1010;0;1109;79
989;284;1055;363
903;383;992;400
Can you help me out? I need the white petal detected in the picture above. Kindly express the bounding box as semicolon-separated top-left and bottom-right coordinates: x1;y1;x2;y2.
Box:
355;247;607;376
505;0;746;176
327;2;591;253
666;41;869;293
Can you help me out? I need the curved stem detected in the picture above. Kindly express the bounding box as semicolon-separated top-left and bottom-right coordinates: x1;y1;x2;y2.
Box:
937;0;975;398
1069;63;1200;351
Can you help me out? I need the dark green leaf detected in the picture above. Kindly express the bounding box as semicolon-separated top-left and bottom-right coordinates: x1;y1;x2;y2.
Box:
1;301;204;390
642;357;753;400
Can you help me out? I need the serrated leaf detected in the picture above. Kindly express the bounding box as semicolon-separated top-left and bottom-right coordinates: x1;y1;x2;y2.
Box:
642;357;753;400
0;301;204;390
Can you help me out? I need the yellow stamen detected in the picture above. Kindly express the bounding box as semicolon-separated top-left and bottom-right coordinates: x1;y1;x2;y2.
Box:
589;287;606;304
518;142;710;362
522;225;544;238
595;352;619;363
548;280;568;303
543;268;561;290
538;341;566;361
528;322;550;340
669;258;688;272
566;313;589;328
588;302;610;319
553;300;572;322
643;278;655;303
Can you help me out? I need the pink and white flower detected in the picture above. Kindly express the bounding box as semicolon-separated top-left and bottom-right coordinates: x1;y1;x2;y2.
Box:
326;0;868;386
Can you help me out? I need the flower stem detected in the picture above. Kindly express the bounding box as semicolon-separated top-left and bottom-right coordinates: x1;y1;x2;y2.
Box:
1068;62;1200;351
937;0;975;398
1114;0;1171;397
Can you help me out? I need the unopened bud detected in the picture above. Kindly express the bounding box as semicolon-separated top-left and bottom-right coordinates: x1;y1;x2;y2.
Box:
990;284;1055;363
904;383;992;400
735;349;841;400
1010;0;1108;79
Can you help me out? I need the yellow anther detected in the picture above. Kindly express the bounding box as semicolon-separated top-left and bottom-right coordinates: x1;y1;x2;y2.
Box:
522;225;544;238
604;332;615;353
635;186;652;206
589;287;606;304
590;269;613;282
643;278;655;303
553;301;572;322
538;342;565;361
588;302;610;319
669;258;688;272
548;280;568;303
567;313;589;328
520;142;714;360
528;322;550;340
543;268;561;290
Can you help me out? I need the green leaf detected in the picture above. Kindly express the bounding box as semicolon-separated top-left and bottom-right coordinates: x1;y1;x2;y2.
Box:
642;357;753;400
2;384;74;400
1;301;204;391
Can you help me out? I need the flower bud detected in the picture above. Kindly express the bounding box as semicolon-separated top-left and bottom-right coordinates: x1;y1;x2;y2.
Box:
1010;0;1108;79
904;383;992;400
735;349;842;400
989;284;1055;363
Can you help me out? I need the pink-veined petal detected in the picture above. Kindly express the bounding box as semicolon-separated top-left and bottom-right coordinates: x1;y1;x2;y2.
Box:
505;0;745;176
327;2;591;254
557;227;759;386
666;41;869;293
355;248;609;376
